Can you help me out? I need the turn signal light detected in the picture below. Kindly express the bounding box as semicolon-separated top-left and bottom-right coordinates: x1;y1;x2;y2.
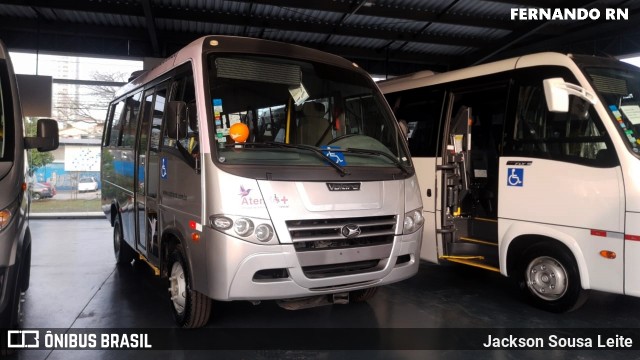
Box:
191;232;200;242
599;250;616;259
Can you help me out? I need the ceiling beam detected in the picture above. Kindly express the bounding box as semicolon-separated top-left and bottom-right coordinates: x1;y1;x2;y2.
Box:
141;0;160;56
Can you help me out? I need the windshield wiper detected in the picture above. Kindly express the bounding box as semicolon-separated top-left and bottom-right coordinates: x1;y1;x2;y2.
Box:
225;142;350;177
342;147;410;175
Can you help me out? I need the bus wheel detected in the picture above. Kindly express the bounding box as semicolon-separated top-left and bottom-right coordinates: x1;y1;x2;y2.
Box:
168;245;211;328
113;216;134;265
518;244;588;313
349;287;378;302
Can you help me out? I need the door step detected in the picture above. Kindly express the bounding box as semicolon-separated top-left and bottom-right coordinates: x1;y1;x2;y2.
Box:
459;236;498;247
440;255;500;272
138;254;160;276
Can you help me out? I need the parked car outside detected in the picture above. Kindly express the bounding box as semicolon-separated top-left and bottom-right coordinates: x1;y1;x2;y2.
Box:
78;177;99;192
30;182;54;200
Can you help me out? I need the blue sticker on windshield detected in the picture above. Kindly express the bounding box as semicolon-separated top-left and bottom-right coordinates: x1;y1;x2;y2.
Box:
321;146;347;166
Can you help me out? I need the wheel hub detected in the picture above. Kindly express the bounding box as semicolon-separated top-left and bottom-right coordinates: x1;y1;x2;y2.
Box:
169;262;186;314
526;256;568;300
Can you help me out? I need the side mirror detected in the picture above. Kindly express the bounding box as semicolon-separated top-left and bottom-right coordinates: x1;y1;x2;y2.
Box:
24;118;59;152
543;77;597;113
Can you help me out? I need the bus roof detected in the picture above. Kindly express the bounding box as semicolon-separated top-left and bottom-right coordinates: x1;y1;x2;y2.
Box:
378;52;581;94
114;35;366;99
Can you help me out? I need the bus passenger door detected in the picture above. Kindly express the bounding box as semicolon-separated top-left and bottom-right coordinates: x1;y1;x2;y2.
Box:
136;86;167;262
135;91;154;257
437;85;508;271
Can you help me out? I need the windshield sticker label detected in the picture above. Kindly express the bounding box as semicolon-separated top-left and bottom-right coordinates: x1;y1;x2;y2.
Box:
216;131;227;143
321;146;347;166
609;105;623;122
620;105;640;125
213;99;223;122
507;168;523;187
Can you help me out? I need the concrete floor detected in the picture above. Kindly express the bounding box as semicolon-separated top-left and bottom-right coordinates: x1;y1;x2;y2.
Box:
7;219;640;359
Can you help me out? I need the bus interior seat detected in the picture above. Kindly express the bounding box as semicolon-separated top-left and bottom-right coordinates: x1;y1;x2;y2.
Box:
297;102;330;146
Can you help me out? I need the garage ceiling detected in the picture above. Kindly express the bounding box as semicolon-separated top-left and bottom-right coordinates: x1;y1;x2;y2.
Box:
0;0;639;76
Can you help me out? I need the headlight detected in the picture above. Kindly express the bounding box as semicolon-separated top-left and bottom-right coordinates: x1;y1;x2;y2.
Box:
234;218;254;237
403;208;424;235
210;214;277;245
0;199;19;231
0;208;13;231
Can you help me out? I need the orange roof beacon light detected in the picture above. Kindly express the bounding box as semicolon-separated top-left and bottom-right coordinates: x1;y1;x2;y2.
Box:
229;122;249;143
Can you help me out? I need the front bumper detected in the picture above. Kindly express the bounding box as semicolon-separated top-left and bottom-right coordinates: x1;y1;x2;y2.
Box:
201;227;422;300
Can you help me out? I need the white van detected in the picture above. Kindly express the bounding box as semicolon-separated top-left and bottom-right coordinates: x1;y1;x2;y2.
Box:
0;40;58;338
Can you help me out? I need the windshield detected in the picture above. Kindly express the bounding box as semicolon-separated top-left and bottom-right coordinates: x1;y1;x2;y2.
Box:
206;55;409;170
583;65;640;156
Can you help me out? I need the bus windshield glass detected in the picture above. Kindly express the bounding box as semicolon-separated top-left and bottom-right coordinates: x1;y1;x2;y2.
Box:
207;55;409;169
584;65;640;156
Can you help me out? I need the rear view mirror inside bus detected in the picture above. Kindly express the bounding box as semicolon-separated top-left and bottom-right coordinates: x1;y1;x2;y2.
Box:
543;77;597;113
166;101;187;139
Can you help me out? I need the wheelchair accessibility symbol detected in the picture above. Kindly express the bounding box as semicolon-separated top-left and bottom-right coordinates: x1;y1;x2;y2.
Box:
507;168;523;187
161;157;168;180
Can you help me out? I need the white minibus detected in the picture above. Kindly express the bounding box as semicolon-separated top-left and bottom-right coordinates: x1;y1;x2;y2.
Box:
380;52;640;312
101;35;423;327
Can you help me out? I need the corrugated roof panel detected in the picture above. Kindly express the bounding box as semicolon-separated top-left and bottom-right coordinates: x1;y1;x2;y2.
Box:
156;18;245;35
0;4;38;19
252;4;342;23
152;0;227;11
402;41;474;56
53;10;143;28
344;14;428;33
329;35;391;50
427;22;511;40
262;29;328;44
450;0;517;19
372;0;458;13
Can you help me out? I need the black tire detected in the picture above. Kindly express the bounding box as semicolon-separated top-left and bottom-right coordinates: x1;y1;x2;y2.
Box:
32;192;41;200
349;286;379;302
113;216;135;265
20;243;31;292
168;245;211;328
517;243;589;313
1;252;27;356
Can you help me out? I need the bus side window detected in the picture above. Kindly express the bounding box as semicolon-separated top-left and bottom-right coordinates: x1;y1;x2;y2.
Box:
121;93;143;148
163;67;198;161
106;101;125;147
387;88;446;157
512;83;616;167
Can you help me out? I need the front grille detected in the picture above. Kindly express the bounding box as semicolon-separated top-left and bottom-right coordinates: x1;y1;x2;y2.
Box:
303;260;382;279
286;215;396;252
286;215;397;278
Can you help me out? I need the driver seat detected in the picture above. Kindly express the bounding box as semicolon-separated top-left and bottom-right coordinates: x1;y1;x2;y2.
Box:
297;102;330;146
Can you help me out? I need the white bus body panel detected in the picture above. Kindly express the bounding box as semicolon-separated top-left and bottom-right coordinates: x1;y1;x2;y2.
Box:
625;212;640;296
498;157;625;293
413;157;439;262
